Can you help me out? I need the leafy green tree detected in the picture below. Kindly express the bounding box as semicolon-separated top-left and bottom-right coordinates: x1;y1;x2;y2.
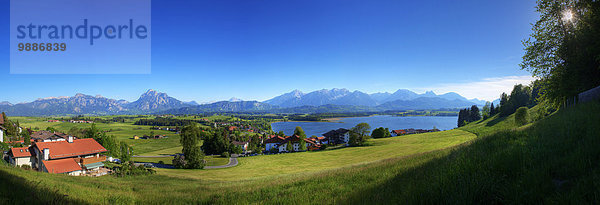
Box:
349;123;371;146
85;123;101;139
371;127;390;139
180;124;205;169
515;107;529;126
22;130;31;146
293;126;306;138
521;0;600;106
119;141;133;163
285;141;293;152
299;138;307;151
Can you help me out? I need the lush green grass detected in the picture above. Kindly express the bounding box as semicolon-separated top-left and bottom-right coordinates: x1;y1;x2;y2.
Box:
12;117;181;154
133;156;229;166
3;102;598;204
157;129;475;181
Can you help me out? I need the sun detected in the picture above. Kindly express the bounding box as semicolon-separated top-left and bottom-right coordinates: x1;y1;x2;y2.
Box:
562;9;574;22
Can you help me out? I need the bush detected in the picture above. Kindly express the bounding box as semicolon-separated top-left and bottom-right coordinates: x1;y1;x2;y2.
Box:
158;160;164;164
20;164;31;170
515;107;529;126
221;152;230;158
113;162;156;177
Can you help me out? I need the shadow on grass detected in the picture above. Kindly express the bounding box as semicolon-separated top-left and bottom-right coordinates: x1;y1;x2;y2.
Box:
485;115;507;127
340;102;600;204
0;168;84;204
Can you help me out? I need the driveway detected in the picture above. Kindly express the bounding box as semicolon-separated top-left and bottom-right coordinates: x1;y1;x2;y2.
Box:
204;154;239;169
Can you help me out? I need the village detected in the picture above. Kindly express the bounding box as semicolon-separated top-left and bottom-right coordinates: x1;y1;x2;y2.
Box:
1;112;442;175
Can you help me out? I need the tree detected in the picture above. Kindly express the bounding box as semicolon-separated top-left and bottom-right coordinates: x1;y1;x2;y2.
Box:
515;107;529;126
349;123;371;146
22;129;31;146
499;92;510;117
285;141;293;152
521;0;600;106
119;141;133;163
470;105;481;122
490;103;496;116
299;138;307;151
482;102;491;119
293;126;306;138
371;127;390;139
85;123;101;139
201;129;230;155
180;124;205;169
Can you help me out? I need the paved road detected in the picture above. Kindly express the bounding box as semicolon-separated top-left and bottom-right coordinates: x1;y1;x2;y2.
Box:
204;154;239;169
132;155;174;158
133;154;239;169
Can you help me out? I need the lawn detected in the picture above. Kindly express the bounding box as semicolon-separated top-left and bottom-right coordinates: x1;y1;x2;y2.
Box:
133;156;229;166
157;129;475;181
5;101;596;204
12;116;181;154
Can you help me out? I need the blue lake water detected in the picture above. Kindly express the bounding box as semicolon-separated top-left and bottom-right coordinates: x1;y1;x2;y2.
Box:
271;115;458;137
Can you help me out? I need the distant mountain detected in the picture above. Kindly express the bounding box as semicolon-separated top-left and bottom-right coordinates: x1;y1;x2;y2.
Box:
264;88;377;107
160;101;276;114
369;92;392;103
125;89;187;111
376;97;476;110
184;101;200;106
0;93;127;116
264;88;483;108
380;89;420;102
1;90;190;116
0;88;486;116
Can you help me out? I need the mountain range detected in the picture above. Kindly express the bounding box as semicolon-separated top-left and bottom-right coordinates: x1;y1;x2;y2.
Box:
0;89;489;116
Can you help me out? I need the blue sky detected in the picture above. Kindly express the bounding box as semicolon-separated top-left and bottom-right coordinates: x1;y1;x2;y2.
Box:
1;0;538;103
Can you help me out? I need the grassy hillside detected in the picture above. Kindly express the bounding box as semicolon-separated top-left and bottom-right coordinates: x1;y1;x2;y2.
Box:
1;102;598;204
11;117;180;154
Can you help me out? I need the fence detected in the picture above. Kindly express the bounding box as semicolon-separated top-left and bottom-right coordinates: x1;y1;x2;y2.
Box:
578;85;600;103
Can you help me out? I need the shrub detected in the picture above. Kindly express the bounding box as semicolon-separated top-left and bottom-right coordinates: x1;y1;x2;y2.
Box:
20;164;31;170
158;160;164;164
515;107;529;126
221;152;230;158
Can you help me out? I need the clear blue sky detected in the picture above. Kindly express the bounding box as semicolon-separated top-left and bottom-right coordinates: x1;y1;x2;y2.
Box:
0;0;538;103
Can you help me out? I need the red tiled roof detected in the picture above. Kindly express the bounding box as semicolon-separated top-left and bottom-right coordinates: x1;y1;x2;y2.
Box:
33;138;107;159
264;136;285;144
392;130;406;134
9;147;32;158
42;158;81;174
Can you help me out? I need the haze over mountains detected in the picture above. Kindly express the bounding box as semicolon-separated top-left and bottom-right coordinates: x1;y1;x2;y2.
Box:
0;89;489;116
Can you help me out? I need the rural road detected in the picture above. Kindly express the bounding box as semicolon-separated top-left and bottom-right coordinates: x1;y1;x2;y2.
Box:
132;155;174;158
133;154;239;169
204;154;239;169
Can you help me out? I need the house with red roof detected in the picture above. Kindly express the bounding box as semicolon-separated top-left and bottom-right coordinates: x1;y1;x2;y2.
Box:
265;135;286;152
391;129;406;136
7;147;34;167
29;137;108;176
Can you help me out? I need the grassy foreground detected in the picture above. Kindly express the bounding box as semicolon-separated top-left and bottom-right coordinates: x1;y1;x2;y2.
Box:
1;102;598;204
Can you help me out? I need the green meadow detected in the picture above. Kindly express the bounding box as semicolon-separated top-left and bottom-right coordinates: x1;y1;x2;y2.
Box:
1;101;599;204
11;116;180;155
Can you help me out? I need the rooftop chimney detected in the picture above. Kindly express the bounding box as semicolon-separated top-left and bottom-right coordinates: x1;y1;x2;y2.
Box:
43;148;49;161
68;136;73;143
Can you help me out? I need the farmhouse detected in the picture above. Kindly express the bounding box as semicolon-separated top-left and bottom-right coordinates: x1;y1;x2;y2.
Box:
323;128;350;146
0;126;5;143
264;135;319;153
391;129;406;136
31;131;72;142
232;141;249;152
7;147;33;167
29;137;108;176
265;135;285;151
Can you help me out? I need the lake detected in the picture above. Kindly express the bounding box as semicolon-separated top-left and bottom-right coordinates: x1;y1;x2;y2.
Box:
271;115;458;137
